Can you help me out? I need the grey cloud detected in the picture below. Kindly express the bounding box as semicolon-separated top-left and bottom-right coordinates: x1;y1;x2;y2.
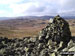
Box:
22;0;75;16
27;6;45;12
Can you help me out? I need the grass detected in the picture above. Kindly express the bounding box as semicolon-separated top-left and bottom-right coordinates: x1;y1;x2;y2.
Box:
0;25;74;39
70;26;75;36
0;27;41;38
0;19;74;39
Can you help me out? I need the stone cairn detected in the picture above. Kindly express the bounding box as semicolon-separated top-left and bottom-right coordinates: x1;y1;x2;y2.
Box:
0;15;75;56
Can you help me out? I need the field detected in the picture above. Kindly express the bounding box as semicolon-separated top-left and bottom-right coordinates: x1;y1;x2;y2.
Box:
0;19;75;38
67;19;75;36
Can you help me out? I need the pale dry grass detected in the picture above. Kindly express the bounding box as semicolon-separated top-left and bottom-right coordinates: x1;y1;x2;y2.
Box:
0;19;74;38
70;26;75;36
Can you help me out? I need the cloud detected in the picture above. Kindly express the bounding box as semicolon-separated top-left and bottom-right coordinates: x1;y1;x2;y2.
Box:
58;0;75;16
0;0;23;4
9;2;42;16
0;0;75;17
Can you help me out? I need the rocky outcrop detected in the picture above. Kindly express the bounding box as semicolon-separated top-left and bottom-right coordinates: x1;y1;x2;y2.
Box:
0;15;75;56
37;15;71;51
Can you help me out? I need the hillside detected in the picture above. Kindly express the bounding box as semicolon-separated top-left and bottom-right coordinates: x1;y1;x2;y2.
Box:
0;17;75;38
0;15;75;56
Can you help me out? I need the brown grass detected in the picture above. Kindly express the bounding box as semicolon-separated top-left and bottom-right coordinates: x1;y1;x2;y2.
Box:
70;26;75;36
0;19;75;39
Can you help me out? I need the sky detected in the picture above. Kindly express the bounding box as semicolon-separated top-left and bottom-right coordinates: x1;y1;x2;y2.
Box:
0;0;75;17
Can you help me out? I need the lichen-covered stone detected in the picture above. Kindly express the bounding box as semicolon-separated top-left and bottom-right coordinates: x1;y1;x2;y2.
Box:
0;15;74;56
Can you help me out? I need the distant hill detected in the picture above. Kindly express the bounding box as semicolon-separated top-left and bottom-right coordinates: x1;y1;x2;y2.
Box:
0;16;75;38
0;16;54;20
0;16;75;21
62;16;75;19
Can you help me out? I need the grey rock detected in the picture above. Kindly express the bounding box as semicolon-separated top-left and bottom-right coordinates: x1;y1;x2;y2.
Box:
0;15;74;56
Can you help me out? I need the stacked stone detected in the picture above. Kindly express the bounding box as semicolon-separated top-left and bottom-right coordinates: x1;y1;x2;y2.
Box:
0;37;37;56
38;15;71;49
36;15;72;56
38;15;71;42
0;15;74;56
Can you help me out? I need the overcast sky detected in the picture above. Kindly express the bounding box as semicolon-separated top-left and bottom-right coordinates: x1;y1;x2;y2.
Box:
0;0;75;17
